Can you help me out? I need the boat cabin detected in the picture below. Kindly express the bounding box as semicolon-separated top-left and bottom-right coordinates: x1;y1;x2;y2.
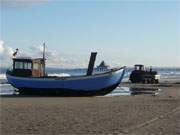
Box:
12;57;45;77
97;61;109;70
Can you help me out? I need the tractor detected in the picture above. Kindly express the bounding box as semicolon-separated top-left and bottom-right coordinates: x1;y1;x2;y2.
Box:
129;65;160;84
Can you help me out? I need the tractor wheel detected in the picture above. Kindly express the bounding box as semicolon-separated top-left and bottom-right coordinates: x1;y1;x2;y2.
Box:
151;79;156;84
155;79;159;84
143;79;145;84
147;79;150;84
150;79;153;84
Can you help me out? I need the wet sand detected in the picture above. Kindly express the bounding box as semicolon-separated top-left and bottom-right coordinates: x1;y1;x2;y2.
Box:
0;82;180;135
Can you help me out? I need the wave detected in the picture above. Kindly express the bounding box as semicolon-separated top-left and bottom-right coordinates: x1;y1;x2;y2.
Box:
48;73;71;77
0;83;10;86
1;69;179;81
0;74;6;80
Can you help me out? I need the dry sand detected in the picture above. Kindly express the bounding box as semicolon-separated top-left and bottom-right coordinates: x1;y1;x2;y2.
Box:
0;82;179;135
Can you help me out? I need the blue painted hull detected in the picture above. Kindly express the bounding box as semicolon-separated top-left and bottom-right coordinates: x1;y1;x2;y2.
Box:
6;68;125;96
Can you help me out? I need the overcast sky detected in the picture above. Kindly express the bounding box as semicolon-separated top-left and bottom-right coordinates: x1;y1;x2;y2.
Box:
1;0;180;68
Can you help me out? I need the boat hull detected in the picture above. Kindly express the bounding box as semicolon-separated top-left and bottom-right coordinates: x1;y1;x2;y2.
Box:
6;68;125;96
17;83;119;96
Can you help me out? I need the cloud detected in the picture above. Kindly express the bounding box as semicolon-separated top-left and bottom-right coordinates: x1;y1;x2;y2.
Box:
0;40;114;68
0;40;13;58
0;40;14;67
0;41;89;68
1;0;50;8
29;45;89;68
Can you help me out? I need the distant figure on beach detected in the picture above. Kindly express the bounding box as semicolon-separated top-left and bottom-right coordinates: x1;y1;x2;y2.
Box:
12;48;18;58
150;66;152;72
96;61;110;71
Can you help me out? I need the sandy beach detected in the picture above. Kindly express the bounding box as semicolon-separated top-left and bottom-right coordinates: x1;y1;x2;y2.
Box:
0;81;179;135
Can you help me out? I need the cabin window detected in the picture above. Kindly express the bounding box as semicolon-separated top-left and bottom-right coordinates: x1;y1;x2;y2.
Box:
40;64;44;71
15;62;23;69
24;62;32;69
33;63;39;70
27;63;32;69
14;62;32;69
24;62;28;69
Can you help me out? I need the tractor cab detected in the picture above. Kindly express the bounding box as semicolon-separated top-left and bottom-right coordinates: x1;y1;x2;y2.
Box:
134;64;145;71
11;57;45;77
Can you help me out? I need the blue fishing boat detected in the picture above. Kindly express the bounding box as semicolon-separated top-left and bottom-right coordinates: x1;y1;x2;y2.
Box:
6;46;125;96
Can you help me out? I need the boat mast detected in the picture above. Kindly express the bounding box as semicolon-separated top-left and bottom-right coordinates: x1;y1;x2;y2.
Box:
43;43;46;76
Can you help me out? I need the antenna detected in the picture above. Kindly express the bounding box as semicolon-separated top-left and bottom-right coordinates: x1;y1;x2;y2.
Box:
43;43;46;76
43;43;45;60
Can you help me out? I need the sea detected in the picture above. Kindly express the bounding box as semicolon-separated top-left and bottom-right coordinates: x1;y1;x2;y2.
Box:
0;67;180;96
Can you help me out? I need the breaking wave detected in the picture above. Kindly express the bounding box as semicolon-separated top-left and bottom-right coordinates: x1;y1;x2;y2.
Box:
48;73;71;77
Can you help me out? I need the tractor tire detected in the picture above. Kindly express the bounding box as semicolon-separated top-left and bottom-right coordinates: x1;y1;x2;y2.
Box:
150;79;153;84
143;79;145;84
147;79;150;84
155;79;159;84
